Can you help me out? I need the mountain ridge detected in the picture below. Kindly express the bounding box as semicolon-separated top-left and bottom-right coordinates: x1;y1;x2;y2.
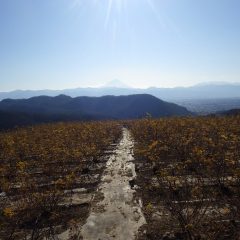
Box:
1;83;240;101
0;94;192;130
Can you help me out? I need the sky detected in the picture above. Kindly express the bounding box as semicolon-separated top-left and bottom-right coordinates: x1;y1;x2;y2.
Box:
0;0;240;91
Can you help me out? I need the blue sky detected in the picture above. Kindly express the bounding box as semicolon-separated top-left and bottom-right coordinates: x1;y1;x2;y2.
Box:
0;0;240;91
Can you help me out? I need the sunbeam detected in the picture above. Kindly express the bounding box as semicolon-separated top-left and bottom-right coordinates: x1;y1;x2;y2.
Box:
68;0;179;43
105;0;113;28
69;0;164;28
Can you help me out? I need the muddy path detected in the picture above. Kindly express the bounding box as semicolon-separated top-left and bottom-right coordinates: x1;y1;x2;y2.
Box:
81;128;146;240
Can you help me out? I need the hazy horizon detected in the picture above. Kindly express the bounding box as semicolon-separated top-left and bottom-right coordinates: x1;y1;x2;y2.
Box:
2;79;240;93
1;0;240;91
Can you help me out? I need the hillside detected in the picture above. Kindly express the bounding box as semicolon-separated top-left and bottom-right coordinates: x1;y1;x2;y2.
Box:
0;110;100;130
0;94;191;129
218;108;240;116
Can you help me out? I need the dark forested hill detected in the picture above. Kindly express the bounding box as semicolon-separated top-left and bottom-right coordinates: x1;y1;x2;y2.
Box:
0;94;191;129
0;110;100;130
217;108;240;116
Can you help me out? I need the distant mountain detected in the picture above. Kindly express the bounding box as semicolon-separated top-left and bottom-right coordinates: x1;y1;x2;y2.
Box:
194;81;240;87
1;83;240;101
0;94;191;129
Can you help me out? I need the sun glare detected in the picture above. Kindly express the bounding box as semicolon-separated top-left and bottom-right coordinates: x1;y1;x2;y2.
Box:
71;0;158;28
76;0;159;43
103;0;128;27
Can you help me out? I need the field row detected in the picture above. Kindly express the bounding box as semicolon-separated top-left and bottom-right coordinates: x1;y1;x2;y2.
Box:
129;116;240;240
0;121;122;239
1;116;240;240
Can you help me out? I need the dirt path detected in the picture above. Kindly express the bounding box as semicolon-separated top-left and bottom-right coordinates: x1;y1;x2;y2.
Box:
81;128;146;240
